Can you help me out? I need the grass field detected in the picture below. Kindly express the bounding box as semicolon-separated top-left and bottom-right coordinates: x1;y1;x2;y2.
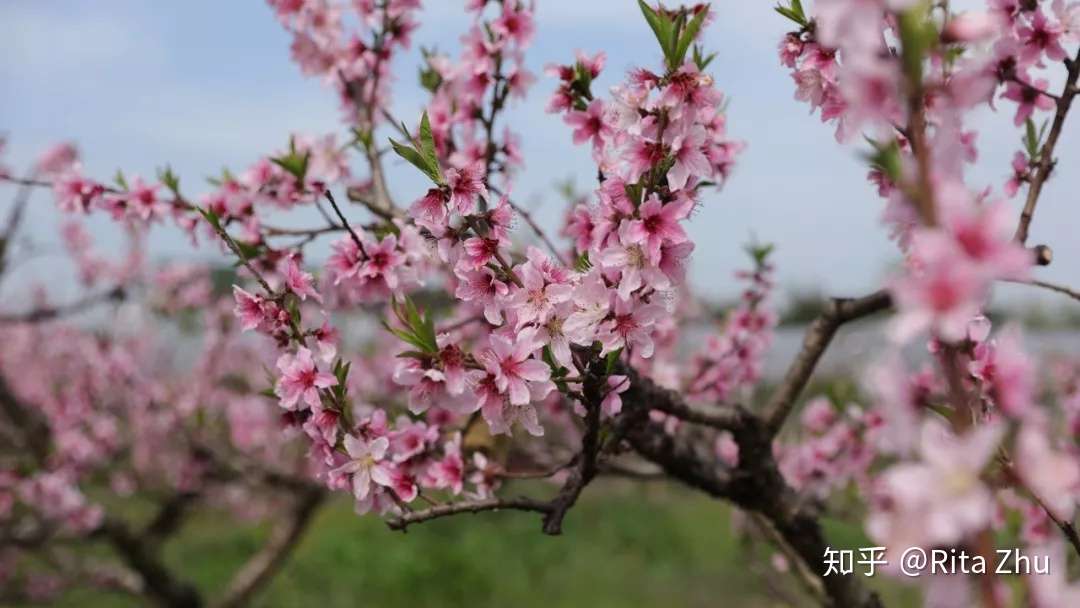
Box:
39;483;917;607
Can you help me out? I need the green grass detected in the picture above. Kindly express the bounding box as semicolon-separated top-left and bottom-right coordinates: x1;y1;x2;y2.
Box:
34;483;918;607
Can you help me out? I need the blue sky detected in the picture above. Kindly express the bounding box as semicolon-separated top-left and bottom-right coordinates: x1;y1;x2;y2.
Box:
2;0;1078;304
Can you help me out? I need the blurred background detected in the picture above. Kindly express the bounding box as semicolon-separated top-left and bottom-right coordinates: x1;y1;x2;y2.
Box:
3;0;1079;305
2;1;1078;606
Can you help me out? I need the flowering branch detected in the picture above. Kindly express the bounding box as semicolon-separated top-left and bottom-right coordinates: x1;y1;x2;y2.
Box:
1015;47;1080;244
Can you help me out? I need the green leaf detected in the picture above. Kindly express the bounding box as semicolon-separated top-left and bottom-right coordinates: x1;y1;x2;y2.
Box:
774;0;807;26
284;293;302;327
418;112;443;182
744;241;775;266
271;139;310;183
351;127;374;150
389;137;442;185
384;296;439;354
157;165;181;196
573;251;592;273
197;207;222;231
673;6;709;69
1024;118;1039;157
604;348;624;375
864;137;903;182
692;44;717;70
638;0;675;68
114;169;128;190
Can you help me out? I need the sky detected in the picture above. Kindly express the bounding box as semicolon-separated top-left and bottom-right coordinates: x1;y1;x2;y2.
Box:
2;0;1079;306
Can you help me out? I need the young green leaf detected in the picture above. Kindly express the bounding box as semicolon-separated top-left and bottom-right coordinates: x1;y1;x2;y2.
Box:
418;112;443;182
673;6;709;69
271;140;311;183
638;0;675;68
197;207;223;231
774;0;807;26
573;251;592;273
1024;118;1039;157
157;165;181;196
604;347;624;375
389;137;442;185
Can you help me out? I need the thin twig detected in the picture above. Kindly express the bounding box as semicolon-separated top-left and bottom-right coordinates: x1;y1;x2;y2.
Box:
0;285;126;324
1015;48;1080;244
1004;277;1080;303
323;189;368;258
490;184;567;266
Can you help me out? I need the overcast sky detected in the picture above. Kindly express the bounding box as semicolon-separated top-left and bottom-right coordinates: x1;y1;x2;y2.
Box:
2;0;1078;306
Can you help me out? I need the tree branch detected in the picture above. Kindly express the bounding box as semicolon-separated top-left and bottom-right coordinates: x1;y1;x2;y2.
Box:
143;491;200;545
620;384;882;608
541;370;603;535
763;289;892;436
95;518;204;608
385;496;553;532
212;487;325;608
1004;277;1080;303
0;285;126;325
1015;48;1080;244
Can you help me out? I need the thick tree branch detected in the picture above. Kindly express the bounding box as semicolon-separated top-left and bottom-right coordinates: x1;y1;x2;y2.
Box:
541;373;603;535
619;379;882;608
763;290;892;435
1015;48;1080;244
213;487;325;608
385;496;554;532
95;518;204;608
143;491;200;545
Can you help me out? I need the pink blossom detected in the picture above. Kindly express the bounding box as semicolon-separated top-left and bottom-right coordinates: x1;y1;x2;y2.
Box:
124;177;164;222
358;234;403;288
942;12;1000;43
868;420;1003;548
601;375;630;417
34;142;79;176
970;326;1034;419
890;238;987;343
1015;424;1080;521
665;124;710;191
598;297;664;359
275;347;337;410
334;434;393;501
233;286;270;332
478;327;554;406
508;258;573;329
623;195;690;262
1018;10;1068;63
283;256;322;302
564;99;610;155
1001;78;1056;126
446;162;487;214
1005;151;1030;197
427;435;465;495
454;267;509;325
